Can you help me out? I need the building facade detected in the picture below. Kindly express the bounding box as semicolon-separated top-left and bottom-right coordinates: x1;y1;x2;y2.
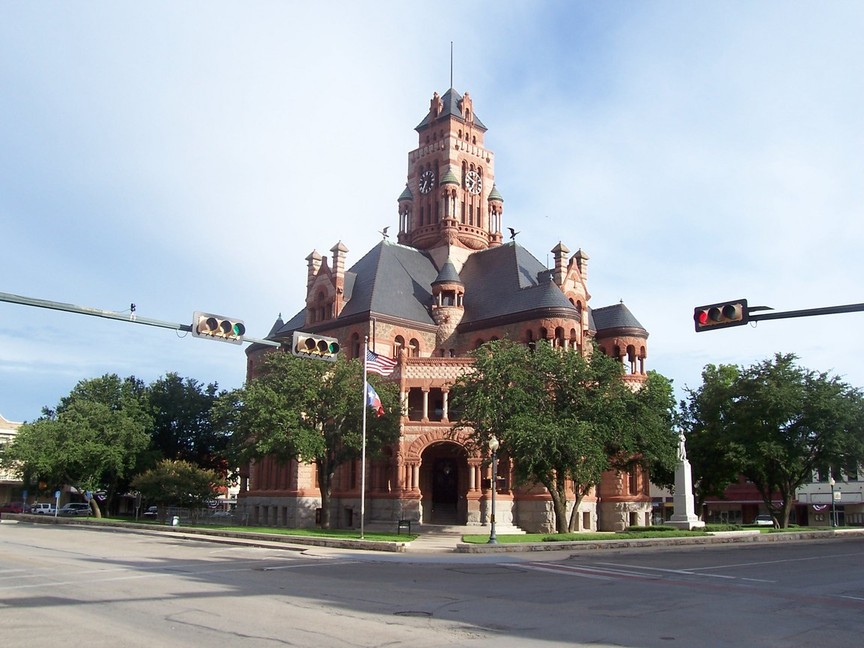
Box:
0;413;23;505
241;88;652;533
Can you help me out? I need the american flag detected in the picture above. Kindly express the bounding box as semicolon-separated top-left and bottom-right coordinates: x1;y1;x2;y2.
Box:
366;349;398;376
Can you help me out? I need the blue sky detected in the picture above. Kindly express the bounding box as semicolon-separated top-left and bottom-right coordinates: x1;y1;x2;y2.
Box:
2;2;863;422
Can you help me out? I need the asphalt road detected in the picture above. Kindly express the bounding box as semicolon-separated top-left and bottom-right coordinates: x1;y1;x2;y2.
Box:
2;521;863;647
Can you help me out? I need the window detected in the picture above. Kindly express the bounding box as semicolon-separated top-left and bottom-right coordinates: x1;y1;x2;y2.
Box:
408;338;419;357
394;336;404;359
429;388;444;421
407;388;424;421
555;327;565;348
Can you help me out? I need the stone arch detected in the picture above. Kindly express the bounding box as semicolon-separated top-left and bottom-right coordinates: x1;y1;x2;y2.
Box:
417;437;471;525
406;428;472;462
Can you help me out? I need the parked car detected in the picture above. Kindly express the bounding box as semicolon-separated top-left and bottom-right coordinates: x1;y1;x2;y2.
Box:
0;502;26;518
31;503;57;515
753;515;774;527
58;502;92;517
143;506;158;519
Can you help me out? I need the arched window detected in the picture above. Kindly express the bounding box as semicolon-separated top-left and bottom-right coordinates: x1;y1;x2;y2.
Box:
394;336;405;360
554;327;565;348
626;345;637;374
351;333;360;359
408;338;419;357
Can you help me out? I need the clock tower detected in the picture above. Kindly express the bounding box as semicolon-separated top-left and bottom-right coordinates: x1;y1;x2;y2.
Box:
397;88;504;255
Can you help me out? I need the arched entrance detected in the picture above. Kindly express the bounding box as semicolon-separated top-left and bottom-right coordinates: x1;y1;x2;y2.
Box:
420;441;468;525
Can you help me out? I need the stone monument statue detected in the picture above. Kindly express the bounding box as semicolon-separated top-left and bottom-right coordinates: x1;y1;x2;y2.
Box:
668;431;705;530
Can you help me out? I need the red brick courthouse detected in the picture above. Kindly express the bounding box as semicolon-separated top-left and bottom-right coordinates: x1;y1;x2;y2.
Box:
240;88;651;532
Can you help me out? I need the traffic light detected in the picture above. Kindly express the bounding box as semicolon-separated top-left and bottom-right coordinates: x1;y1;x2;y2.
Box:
192;311;246;344
693;299;749;332
292;331;340;361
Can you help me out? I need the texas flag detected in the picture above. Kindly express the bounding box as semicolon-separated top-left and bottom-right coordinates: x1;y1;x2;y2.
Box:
366;382;385;417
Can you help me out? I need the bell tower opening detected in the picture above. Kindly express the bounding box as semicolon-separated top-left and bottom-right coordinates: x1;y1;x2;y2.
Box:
419;441;468;525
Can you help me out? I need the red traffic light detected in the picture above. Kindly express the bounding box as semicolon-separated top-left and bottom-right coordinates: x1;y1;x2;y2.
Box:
694;300;749;332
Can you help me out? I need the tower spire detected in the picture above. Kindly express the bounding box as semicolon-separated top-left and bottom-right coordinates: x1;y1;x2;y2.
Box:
450;41;454;88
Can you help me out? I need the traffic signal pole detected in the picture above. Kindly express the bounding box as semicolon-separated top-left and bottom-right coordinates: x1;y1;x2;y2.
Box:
694;297;864;332
0;290;281;347
747;302;864;323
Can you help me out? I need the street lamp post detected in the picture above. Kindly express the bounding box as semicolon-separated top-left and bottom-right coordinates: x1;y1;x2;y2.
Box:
829;477;837;527
488;436;499;544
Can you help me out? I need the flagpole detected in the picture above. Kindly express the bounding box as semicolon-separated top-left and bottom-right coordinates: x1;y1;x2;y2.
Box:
361;336;369;539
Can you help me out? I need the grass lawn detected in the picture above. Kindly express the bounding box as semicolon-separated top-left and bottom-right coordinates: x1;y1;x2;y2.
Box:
113;518;414;542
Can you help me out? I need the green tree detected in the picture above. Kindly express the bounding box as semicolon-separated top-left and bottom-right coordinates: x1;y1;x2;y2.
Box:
1;374;152;517
680;363;743;514
146;373;227;473
450;340;678;533
131;459;226;512
217;351;400;529
682;353;864;527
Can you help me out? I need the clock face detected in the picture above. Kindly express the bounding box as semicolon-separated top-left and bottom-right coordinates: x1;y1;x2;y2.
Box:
419;170;435;194
465;170;482;195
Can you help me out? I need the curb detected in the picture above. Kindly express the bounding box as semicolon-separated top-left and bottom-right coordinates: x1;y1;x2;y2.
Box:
4;513;410;553
454;528;864;553
8;514;864;555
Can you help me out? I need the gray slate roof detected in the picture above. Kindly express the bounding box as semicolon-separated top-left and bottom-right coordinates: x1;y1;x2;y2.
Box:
591;302;647;333
458;243;578;327
433;258;462;286
263;241;640;343
336;241;580;328
337;242;438;325
415;88;487;132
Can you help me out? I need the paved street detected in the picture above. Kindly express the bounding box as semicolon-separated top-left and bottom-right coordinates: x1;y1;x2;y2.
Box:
2;521;864;647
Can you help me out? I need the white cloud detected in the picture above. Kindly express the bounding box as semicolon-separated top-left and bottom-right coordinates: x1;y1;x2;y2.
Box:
2;2;863;420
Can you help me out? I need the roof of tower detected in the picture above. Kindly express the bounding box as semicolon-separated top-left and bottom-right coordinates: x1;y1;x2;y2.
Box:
591;302;647;335
415;88;487;132
432;257;463;286
487;184;504;202
440;166;459;185
398;184;413;202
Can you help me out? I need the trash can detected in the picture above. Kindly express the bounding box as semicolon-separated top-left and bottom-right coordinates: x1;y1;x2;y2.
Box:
172;515;179;527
